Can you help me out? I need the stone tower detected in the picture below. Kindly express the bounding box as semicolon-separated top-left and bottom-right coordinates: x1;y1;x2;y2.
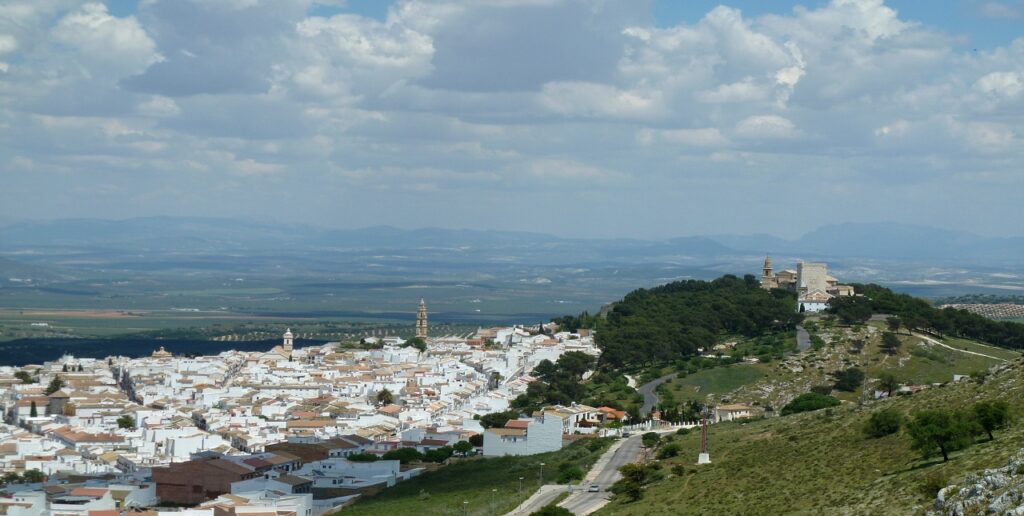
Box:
283;328;294;354
415;299;428;339
760;255;777;290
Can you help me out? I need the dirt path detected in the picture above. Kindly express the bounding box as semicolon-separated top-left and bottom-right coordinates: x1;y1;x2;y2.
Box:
912;332;1008;362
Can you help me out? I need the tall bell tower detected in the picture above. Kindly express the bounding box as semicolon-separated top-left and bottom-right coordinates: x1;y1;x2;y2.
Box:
415;299;428;339
283;328;294;355
760;255;777;290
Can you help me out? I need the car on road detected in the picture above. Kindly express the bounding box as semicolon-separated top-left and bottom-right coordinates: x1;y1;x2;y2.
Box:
622;432;631;437
588;484;601;493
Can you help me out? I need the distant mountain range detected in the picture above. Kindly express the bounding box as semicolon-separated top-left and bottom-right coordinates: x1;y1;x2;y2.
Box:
0;217;1021;268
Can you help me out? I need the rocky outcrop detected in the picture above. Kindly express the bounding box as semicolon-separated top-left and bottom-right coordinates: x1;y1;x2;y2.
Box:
931;450;1024;515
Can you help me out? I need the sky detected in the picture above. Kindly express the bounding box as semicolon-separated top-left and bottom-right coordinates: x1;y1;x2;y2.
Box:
1;0;1022;239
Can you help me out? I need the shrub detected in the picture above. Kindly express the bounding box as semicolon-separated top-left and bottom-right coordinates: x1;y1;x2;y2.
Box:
863;408;903;438
810;384;833;396
557;466;585;484
920;470;950;498
382;448;423;464
656;443;682;459
781;393;841;416
609;479;643;502
675;428;691;436
671;464;686;476
530;504;573;516
641;432;660;448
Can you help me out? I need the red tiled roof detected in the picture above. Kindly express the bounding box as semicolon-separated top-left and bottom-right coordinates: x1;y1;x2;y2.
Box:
70;487;108;497
242;457;272;468
504;420;530;429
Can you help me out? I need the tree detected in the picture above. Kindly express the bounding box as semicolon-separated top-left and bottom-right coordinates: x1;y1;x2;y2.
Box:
833;367;865;392
21;470;44;483
880;332;902;356
403;337;427;352
376;388;394;406
77;364;84;372
781;393;840;416
863;408;903;438
14;371;34;384
886;316;903;335
479;410;520;429
907;409;976;462
117;415;135;429
44;376;64;396
453;440;474;456
827;296;874;325
29;401;37;418
347;452;380;462
972;400;1010;440
878;372;900;397
641;432;660;448
469;434;484;447
62;364;68;373
618;463;650;484
382;448;423;464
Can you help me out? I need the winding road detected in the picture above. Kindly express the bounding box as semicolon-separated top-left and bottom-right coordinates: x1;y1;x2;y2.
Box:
638;372;678;417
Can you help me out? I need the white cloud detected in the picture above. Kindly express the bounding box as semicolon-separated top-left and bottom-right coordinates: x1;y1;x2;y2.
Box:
540;82;662;119
639;128;729;148
137;96;181;117
734;115;798;140
527;159;620;181
51;3;161;74
974;71;1024;98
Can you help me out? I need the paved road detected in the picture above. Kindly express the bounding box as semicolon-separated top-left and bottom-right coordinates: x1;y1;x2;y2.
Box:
795;325;811;353
506;485;571;516
638;373;677;417
558;435;646;515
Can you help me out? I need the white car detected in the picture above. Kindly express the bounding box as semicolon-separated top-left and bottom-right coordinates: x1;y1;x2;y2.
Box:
588;484;601;493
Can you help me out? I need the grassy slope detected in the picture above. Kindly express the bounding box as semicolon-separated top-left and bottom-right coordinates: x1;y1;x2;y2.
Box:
599;358;1024;515
339;439;612;516
662;364;767;403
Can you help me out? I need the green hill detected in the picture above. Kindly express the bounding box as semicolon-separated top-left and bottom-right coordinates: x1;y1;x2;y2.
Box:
598;355;1024;515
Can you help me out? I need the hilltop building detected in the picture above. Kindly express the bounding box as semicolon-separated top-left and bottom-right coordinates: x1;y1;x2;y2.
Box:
760;256;854;312
415;299;428;339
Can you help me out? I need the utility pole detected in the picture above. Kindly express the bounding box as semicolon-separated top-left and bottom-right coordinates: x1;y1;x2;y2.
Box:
697;405;711;465
518;476;524;493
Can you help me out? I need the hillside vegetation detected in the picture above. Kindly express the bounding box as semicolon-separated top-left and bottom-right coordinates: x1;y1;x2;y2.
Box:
598;356;1024;515
595;275;802;369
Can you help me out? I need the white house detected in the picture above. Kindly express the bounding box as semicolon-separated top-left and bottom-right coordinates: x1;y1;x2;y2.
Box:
482;412;563;456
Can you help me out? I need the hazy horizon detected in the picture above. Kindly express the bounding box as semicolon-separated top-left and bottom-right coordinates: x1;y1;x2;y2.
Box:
2;0;1023;239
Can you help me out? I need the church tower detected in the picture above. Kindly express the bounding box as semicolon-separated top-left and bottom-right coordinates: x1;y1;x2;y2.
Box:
415;299;428;339
760;255;777;290
283;328;294;354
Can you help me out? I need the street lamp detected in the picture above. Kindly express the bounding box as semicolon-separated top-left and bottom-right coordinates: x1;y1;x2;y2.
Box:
462;500;468;516
518;476;524;493
491;488;497;515
539;462;545;485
